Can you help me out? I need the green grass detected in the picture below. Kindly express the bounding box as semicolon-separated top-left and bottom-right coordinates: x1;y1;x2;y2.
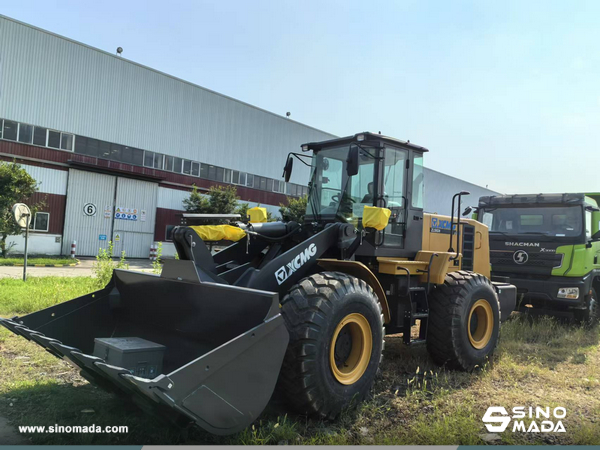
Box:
1;279;600;444
0;257;79;266
0;277;98;316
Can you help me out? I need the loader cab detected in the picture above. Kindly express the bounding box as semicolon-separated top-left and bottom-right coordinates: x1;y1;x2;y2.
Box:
300;132;428;258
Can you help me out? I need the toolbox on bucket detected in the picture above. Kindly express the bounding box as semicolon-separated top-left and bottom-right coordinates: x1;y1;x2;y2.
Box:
93;337;165;379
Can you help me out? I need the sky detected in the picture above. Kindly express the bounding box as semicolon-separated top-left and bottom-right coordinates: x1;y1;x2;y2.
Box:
3;0;599;194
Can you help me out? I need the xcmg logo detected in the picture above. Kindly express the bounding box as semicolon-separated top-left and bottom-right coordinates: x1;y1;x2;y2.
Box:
275;244;317;285
482;406;566;433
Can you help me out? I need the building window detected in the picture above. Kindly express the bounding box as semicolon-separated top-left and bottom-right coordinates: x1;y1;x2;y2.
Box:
173;157;182;173
87;138;99;157
0;119;2;139
3;120;18;141
75;136;87;154
47;130;61;149
121;146;133;163
273;180;283;193
200;163;209;178
223;168;232;183
61;133;74;151
258;176;267;190
165;156;174;172
132;148;144;165
206;165;215;180
155;154;165;169
98;140;111;158
266;178;273;192
216;166;224;182
110;143;122;160
144;151;164;169
246;173;254;188
30;212;49;232
33;127;47;146
192;162;200;176
183;159;192;175
18;123;33;143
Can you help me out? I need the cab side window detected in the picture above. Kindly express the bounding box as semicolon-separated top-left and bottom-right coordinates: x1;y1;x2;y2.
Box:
412;154;424;209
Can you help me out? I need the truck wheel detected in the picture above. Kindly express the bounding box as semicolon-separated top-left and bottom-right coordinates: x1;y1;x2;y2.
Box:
279;272;384;419
427;271;500;371
575;289;599;327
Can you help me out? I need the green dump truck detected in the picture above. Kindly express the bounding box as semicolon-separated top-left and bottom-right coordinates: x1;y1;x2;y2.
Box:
477;193;600;323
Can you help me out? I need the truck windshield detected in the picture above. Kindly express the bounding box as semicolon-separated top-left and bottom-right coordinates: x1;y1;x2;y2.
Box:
306;145;376;222
481;206;583;237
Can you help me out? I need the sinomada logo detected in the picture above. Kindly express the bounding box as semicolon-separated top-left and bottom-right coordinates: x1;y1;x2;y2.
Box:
482;406;566;433
275;243;317;285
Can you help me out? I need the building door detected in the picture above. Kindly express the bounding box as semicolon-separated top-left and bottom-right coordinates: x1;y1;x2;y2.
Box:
112;177;158;258
62;169;116;256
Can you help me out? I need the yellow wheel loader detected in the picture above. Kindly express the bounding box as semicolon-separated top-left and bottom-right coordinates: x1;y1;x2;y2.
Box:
1;132;516;435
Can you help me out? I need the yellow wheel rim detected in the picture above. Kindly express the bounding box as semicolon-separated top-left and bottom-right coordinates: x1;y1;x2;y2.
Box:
467;299;494;349
329;313;372;385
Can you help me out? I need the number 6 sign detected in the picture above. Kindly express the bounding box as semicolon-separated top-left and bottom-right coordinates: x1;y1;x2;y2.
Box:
83;203;97;216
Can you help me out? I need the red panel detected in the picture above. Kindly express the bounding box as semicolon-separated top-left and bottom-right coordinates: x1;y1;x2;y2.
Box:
154;208;185;242
27;192;66;234
0;140;71;164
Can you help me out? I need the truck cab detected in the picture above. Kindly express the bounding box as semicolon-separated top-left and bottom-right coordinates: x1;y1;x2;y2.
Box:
477;193;600;322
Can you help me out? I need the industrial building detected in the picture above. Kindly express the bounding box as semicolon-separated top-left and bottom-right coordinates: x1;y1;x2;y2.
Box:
0;15;497;258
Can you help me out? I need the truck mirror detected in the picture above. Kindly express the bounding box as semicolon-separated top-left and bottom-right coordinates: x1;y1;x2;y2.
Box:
283;155;294;182
347;146;359;177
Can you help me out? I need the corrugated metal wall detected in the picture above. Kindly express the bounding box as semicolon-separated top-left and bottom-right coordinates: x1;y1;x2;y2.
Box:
0;15;334;185
423;167;498;216
21;165;68;195
157;187;190;210
112;177;158;258
62;169;116;255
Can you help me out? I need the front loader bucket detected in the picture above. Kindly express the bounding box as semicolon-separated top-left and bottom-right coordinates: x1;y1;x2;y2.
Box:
0;260;289;436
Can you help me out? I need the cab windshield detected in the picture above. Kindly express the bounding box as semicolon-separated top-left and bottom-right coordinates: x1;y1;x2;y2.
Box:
305;144;411;225
306;145;376;222
481;206;583;238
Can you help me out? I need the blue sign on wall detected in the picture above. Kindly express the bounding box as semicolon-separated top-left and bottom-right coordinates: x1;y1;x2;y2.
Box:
99;234;107;241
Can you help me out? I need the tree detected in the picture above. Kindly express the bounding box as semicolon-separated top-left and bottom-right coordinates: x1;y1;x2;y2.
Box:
183;185;240;215
0;161;40;258
279;195;308;223
183;185;242;224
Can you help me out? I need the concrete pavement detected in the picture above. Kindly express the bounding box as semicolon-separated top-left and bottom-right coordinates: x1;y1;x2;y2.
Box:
0;257;155;278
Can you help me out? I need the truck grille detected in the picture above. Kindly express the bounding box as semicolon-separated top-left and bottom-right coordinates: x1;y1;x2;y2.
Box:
491;250;564;269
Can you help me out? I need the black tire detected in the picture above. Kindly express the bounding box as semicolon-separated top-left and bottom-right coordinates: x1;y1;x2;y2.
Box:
575;288;599;327
278;271;384;419
426;270;500;371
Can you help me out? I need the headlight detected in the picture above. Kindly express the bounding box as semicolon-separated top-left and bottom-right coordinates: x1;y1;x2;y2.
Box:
557;287;579;299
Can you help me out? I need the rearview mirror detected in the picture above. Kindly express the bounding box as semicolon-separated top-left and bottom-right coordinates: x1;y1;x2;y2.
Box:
347;146;359;177
283;155;294;182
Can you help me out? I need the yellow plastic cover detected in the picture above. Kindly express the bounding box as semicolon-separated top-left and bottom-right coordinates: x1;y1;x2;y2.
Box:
362;206;391;230
248;206;268;223
191;225;247;242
